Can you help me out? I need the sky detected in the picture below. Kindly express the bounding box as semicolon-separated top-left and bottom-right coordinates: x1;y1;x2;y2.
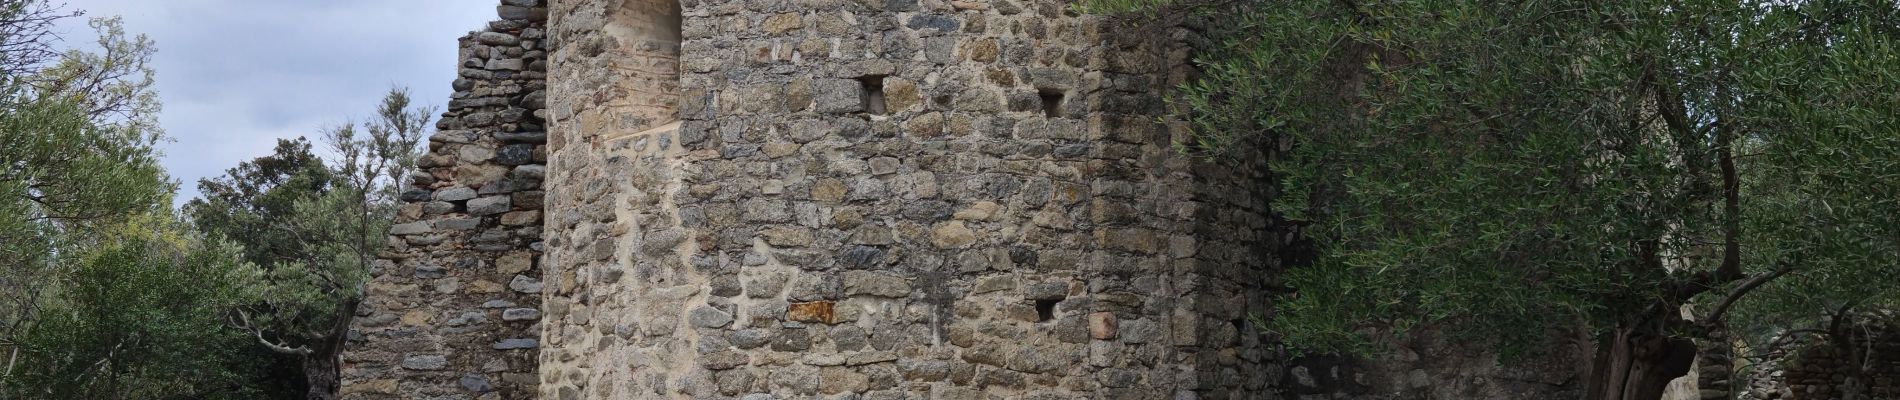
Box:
58;0;496;205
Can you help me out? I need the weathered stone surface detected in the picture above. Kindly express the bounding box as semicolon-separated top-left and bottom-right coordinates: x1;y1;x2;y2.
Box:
786;302;836;324
1089;312;1118;340
460;374;493;392
843;271;910;298
468;196;512;216
493;338;538;350
477;32;519;46
812;79;862;114
435;186;478;202
389;221;432;235
689;306;733;328
1023;282;1069;301
350;2;1308;400
496;144;535;165
508;275;541;293
502;308;542;321
930;221;977;248
401;355;447;370
436;217;481;231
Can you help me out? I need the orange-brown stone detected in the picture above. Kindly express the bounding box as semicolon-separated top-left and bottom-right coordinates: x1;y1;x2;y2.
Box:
788;301;836;324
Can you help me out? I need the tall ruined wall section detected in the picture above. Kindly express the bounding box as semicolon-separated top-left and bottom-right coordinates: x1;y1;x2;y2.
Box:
537;0;1279;398
340;2;551;398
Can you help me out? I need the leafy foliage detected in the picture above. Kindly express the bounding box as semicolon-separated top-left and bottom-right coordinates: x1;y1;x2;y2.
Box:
1;10;170;366
0;6;270;398
1080;0;1900;364
4;215;264;400
1;3;432;396
185;88;429;398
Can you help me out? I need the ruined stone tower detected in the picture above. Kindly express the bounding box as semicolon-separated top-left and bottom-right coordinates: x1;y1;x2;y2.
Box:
341;0;1279;398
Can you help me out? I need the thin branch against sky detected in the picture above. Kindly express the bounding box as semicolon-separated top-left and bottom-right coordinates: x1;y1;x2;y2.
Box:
56;0;492;205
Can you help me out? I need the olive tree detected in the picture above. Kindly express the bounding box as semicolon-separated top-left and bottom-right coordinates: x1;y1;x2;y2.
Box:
1080;0;1900;398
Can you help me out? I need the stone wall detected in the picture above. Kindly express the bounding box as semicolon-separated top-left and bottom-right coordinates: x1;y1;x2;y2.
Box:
337;1;1628;399
1277;328;1590;399
339;2;551;398
534;0;1281;398
1745;320;1900;400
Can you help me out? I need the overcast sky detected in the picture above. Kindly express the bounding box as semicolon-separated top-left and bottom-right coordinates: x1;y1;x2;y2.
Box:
59;0;496;205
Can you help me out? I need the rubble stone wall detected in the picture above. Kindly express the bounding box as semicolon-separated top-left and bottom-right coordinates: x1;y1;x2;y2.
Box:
339;1;552;398
341;1;1609;399
1746;321;1900;400
535;0;1280;398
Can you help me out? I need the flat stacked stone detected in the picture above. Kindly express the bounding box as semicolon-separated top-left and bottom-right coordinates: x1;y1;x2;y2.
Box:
338;1;550;399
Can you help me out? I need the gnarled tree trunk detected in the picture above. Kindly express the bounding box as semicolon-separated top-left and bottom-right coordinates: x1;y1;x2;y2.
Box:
1586;322;1698;400
304;349;341;400
303;299;356;400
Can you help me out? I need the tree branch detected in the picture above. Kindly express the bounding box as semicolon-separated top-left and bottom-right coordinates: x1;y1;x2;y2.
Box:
1705;261;1796;325
235;309;313;356
1715;117;1742;282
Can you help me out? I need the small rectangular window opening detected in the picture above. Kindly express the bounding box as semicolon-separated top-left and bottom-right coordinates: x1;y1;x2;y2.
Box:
860;75;888;115
1035;299;1060;322
1038;89;1066;118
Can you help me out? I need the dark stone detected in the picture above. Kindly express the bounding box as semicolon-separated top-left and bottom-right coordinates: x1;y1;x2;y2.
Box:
496;144;535;165
1053;144;1090;158
885;0;918;11
494;131;547;143
460;374;493;392
400;189;432;202
901;200;953;221
840;246;884;268
906;15;960;33
493;338;538;350
415;265;447;279
1009;246;1039;265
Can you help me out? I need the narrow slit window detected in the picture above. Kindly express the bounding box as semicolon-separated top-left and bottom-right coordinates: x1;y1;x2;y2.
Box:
860;75;888;115
1035;299;1060;322
1038;89;1066;117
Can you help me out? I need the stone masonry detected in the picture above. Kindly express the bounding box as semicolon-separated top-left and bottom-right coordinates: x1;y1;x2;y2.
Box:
340;2;551;398
341;1;1900;399
534;0;1280;398
1744;318;1900;400
332;0;1655;399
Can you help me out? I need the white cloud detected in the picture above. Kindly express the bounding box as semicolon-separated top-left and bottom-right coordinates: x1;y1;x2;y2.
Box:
59;0;496;204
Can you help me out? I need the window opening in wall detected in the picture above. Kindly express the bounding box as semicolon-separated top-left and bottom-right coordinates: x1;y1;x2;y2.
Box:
859;75;888;115
608;0;686;132
1036;299;1060;322
1039;89;1066;118
663;0;684;75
